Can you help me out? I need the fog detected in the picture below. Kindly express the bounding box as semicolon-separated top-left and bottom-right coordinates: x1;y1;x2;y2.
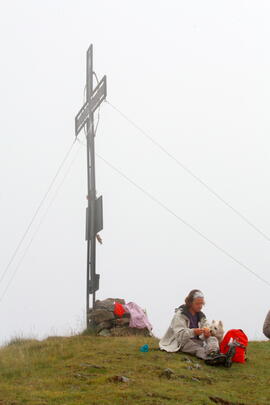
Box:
0;0;270;344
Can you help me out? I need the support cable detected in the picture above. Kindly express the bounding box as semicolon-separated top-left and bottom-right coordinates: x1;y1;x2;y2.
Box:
97;152;270;289
106;100;270;243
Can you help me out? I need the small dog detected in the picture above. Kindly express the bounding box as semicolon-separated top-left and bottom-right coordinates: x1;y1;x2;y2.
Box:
200;320;224;355
208;320;224;343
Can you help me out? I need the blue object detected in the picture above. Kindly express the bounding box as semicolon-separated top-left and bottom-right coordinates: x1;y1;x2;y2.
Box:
140;344;149;352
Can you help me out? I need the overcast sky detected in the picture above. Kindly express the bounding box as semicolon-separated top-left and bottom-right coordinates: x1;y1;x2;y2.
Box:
0;0;270;344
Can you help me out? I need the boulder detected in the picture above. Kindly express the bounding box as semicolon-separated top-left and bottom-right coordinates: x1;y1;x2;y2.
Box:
96;321;114;333
98;329;111;337
85;298;152;338
95;298;125;312
90;309;115;323
160;368;174;379
108;375;130;383
107;298;126;305
114;318;130;326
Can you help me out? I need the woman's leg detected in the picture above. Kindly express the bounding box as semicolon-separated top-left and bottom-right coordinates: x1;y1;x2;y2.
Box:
180;338;207;360
180;335;227;365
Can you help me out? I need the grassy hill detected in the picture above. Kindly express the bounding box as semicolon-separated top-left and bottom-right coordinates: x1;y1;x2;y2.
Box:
0;334;269;405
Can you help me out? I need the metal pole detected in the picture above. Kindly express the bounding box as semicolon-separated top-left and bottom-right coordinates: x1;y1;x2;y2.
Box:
86;45;95;327
75;44;105;329
89;129;97;310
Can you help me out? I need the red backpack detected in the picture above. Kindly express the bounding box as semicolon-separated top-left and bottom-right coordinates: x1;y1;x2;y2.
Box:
220;329;248;363
114;302;125;318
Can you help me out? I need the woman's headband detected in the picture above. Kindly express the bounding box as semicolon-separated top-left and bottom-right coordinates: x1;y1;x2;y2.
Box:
193;291;204;300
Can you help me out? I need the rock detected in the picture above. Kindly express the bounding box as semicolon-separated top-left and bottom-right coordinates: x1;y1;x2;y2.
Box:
177;375;213;384
108;375;130;383
160;368;174;379
86;297;152;338
186;362;202;371
90;309;115;323
114;318;130;326
79;363;104;369
98;329;111;337
95;300;114;312
181;356;193;364
96;321;114;333
209;396;245;405
74;373;88;379
107;298;126;305
119;376;129;383
95;298;125;312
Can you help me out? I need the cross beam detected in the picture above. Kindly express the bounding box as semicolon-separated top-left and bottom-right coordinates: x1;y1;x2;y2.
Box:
75;44;107;328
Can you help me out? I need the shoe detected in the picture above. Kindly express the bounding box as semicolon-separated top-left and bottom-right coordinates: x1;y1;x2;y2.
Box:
205;353;227;366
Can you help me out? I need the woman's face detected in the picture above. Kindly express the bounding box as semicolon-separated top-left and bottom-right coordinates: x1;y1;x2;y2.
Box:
190;297;205;313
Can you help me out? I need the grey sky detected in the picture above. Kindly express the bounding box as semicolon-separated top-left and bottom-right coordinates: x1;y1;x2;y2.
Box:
0;0;270;344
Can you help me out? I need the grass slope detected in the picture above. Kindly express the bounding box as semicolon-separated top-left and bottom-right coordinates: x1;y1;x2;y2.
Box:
0;335;269;405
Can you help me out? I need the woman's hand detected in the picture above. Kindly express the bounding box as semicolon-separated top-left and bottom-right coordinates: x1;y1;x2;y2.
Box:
203;328;211;338
193;328;204;336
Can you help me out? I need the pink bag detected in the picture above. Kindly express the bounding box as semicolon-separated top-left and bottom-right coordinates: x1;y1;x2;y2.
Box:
124;302;152;331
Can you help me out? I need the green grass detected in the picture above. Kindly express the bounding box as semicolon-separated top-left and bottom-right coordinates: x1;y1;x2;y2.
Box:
0;334;268;405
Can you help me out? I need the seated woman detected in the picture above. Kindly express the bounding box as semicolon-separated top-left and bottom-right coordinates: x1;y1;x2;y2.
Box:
159;289;226;366
263;310;270;339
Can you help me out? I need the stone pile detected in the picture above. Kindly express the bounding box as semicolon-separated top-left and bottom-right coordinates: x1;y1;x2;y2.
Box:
88;298;151;337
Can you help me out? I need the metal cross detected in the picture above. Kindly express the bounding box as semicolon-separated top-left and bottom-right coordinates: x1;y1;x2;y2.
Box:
75;44;107;327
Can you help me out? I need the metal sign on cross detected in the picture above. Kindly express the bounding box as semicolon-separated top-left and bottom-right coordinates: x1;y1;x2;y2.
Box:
75;44;107;327
75;75;107;136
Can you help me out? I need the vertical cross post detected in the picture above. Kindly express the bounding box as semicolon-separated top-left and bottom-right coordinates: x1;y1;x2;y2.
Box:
86;45;95;323
75;44;107;328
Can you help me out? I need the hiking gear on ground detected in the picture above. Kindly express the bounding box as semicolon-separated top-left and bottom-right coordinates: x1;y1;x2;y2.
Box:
205;353;227;366
220;329;248;364
114;302;125;318
124;302;153;331
224;339;245;368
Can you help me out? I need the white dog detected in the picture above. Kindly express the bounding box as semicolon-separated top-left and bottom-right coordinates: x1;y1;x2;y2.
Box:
209;320;224;342
200;320;224;355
